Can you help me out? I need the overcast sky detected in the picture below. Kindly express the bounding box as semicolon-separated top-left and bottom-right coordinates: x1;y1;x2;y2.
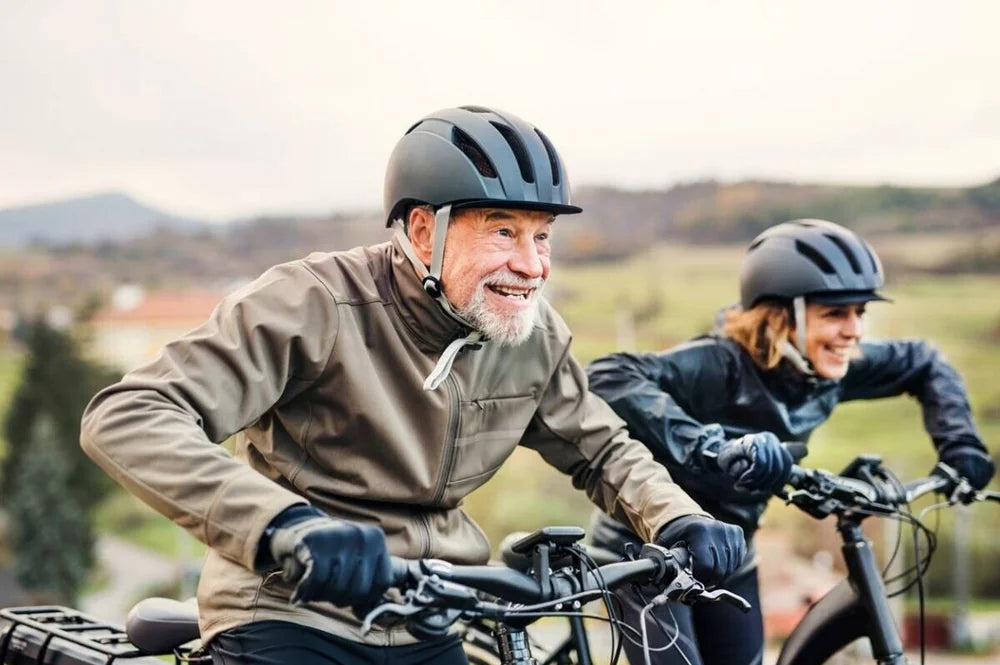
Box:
2;1;998;221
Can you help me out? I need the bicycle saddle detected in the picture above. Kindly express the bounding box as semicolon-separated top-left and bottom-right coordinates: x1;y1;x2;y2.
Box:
126;597;201;653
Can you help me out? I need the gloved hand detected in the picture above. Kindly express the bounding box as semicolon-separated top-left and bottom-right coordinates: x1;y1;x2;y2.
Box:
260;505;392;609
714;432;794;493
939;446;995;491
656;515;746;587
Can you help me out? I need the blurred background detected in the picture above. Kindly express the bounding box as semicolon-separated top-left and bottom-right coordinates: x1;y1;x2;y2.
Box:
0;1;998;661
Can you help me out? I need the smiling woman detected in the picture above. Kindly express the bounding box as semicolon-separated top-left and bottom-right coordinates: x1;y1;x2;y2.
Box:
583;218;996;665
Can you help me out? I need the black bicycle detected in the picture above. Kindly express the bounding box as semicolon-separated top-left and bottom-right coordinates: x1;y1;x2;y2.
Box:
771;456;1000;665
107;525;749;665
460;457;1000;665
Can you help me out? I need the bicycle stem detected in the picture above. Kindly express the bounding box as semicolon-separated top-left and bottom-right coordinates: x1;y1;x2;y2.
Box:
838;518;908;665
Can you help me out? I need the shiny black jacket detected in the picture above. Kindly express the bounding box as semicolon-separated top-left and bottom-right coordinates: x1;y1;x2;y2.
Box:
586;334;986;535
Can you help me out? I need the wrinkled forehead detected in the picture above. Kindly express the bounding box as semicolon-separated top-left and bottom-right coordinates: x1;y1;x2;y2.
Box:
454;206;555;226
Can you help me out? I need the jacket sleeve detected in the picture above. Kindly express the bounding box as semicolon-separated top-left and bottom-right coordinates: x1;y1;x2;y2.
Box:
80;262;337;570
839;339;986;455
585;343;734;472
518;344;710;543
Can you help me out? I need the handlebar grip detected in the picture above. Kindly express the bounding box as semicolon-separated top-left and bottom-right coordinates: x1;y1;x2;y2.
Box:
280;554;305;585
668;546;690;570
787;465;807;489
389;556;411;586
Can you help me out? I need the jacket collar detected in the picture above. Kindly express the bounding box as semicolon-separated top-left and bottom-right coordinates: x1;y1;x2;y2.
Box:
388;234;468;353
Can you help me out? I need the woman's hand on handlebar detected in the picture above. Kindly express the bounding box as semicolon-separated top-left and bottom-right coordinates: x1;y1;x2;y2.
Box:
713;432;795;493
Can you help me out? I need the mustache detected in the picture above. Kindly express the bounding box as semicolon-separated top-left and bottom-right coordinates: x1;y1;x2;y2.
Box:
479;270;545;290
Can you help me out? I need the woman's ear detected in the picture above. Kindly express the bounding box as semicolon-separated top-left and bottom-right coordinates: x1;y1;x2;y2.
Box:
407;207;434;266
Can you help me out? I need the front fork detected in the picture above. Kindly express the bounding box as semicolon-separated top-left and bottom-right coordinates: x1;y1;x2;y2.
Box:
838;519;909;665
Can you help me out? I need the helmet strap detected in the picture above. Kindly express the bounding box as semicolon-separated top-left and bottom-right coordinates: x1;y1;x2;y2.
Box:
784;296;816;376
426;204;451;295
778;339;815;376
793;296;808;356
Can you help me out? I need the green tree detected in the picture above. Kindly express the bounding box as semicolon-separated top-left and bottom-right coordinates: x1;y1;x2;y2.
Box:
0;320;120;512
7;416;94;603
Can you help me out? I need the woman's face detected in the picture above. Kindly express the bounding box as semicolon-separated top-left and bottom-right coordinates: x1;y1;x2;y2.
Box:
802;302;866;379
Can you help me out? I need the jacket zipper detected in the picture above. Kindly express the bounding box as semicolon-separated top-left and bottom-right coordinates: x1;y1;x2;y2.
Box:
430;372;461;507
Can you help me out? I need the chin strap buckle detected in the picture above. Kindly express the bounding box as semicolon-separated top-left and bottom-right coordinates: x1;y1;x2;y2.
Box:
422;276;443;299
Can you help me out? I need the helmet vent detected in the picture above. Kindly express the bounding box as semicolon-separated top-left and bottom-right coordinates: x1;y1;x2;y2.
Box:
747;237;766;251
459;105;493;113
824;233;862;274
795;240;836;274
452;127;498;178
863;244;880;273
534;129;561;187
490;121;535;184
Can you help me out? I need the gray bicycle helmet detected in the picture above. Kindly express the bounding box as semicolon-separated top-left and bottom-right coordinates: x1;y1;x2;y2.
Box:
384;105;581;225
739;219;889;375
740;219;887;309
385;106;581;391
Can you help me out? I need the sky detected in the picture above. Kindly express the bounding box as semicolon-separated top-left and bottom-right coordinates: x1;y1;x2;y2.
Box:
1;1;999;221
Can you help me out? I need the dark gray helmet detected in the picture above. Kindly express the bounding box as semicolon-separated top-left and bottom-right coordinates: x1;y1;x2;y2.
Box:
383;105;581;226
740;219;888;309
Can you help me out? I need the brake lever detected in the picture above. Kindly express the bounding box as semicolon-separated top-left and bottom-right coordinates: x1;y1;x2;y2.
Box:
360;601;424;635
698;588;752;613
980;490;1000;504
947;479;976;505
650;568;752;614
661;567;701;601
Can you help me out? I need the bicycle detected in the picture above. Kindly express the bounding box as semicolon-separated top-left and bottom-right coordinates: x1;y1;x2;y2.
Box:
111;525;750;665
771;455;1000;665
468;457;1000;665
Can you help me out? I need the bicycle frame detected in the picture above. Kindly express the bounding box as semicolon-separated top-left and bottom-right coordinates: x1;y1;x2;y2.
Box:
777;514;908;665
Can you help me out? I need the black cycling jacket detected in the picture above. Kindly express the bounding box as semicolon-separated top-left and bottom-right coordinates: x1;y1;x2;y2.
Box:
586;334;986;535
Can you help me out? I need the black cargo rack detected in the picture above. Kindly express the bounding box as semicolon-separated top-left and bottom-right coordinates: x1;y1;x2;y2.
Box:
0;605;152;664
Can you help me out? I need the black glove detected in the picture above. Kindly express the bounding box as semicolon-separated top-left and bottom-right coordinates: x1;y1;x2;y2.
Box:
260;505;392;609
939;446;995;491
714;432;794;493
656;515;746;587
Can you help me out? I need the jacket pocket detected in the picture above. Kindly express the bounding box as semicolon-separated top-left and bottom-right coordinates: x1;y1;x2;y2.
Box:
445;394;538;497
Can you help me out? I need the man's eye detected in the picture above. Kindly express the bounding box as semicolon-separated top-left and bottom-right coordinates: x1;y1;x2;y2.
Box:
497;228;513;238
535;233;549;242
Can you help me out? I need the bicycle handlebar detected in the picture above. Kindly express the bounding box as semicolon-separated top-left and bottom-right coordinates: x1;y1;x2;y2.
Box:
387;545;686;604
361;543;749;638
783;458;999;519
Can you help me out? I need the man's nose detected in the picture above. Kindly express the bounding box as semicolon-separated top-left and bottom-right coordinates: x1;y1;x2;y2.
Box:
509;237;544;279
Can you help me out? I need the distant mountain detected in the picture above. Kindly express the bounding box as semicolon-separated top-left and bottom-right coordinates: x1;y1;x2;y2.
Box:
0;192;207;248
559;176;1000;260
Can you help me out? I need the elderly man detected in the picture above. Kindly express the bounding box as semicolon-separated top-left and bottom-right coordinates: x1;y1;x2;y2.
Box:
81;106;744;665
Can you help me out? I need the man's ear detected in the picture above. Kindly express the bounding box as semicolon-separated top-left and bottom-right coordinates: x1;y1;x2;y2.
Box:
407;207;434;266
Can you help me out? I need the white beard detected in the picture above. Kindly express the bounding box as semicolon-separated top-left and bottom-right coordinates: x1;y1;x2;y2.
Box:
459;270;544;347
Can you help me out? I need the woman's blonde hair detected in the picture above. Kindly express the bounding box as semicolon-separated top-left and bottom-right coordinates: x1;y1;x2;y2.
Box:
721;301;794;371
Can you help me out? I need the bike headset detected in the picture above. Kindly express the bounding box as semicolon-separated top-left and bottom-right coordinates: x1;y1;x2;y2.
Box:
738;219;890;375
383;105;582;390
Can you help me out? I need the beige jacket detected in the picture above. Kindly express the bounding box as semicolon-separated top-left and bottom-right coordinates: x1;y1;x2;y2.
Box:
80;237;708;645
